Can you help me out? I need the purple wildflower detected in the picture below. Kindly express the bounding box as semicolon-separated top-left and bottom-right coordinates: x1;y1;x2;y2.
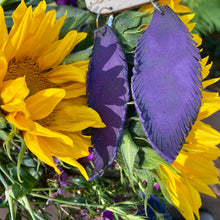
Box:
55;0;77;6
53;157;62;172
46;158;69;205
0;194;5;201
87;148;94;162
154;183;160;190
113;197;126;203
101;210;114;220
59;171;68;187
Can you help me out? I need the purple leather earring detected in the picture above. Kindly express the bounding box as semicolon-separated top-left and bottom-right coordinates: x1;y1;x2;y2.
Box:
132;5;202;163
87;15;129;180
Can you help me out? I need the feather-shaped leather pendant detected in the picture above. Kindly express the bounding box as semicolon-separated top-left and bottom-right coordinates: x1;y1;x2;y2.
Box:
131;5;202;163
87;25;129;180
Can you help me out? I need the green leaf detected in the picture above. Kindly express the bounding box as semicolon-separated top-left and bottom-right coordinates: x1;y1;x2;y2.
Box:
76;0;86;8
7;164;38;199
64;45;93;63
129;118;146;138
59;12;91;38
138;148;172;170
72;177;92;189
108;206;145;220
119;130;139;190
0;114;7;129
128;118;151;147
113;10;151;53
0;0;19;7
20;154;37;168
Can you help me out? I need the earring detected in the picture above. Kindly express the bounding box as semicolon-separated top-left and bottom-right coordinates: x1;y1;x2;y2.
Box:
87;12;130;180
131;5;202;163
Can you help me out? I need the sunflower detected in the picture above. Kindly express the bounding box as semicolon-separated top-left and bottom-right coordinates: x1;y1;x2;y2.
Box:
140;2;220;219
159;105;220;220
0;0;105;180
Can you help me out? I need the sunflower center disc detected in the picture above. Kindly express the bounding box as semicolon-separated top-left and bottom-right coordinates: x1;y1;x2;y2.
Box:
6;58;57;96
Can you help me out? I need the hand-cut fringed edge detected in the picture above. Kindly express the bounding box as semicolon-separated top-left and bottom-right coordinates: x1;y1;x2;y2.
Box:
131;5;202;163
86;25;129;180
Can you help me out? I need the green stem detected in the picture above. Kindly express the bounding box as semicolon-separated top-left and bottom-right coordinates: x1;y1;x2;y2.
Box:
8;194;16;220
0;163;14;184
32;186;74;191
0;172;9;188
22;196;36;220
30;192;104;208
5;187;16;220
16;135;27;183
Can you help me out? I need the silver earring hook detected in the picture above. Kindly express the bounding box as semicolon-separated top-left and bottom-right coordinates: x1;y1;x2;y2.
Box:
107;15;114;27
150;0;164;14
96;7;113;30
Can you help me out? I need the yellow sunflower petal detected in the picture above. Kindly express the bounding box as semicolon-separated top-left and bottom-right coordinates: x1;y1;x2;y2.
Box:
200;56;212;80
30;10;66;59
183;143;220;160
0;52;8;86
186;121;220;146
202;77;220;88
184;180;201;219
25;88;65;120
180;13;196;32
49;102;105;132
66;132;91;156
191;33;202;47
140;0;172;13
5;112;35;131
140;0;190;14
38;30;87;71
42;134;90;159
24;132;60;174
46;64;86;84
15;0;47;59
201;90;219;99
173;152;219;179
0;6;8;50
11;0;27;24
4;6;32;61
1;98;30;118
159;165;201;220
0;77;29;104
172;0;191;13
57;156;89;180
198;91;220;121
71;60;89;72
139;4;154;13
31;122;73;147
62;83;86;99
188;176;218;198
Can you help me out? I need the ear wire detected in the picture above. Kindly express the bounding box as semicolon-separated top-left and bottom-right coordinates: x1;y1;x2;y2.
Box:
96;7;113;30
150;0;164;14
107;15;114;27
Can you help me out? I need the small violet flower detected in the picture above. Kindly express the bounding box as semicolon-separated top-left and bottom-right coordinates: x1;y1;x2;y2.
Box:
154;183;160;190
46;158;69;205
0;194;5;201
101;210;114;220
87;148;94;162
59;171;68;187
55;0;77;6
